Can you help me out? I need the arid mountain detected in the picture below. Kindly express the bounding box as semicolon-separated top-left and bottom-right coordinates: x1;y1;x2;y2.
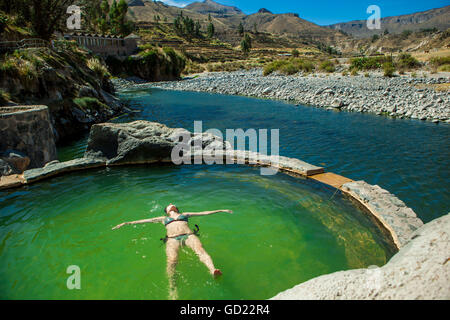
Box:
242;11;341;41
128;0;346;43
184;0;244;17
328;5;450;38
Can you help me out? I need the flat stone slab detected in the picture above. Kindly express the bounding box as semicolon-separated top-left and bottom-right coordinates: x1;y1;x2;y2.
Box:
310;172;353;189
342;180;423;248
0;174;25;190
271;213;450;300
23;158;106;183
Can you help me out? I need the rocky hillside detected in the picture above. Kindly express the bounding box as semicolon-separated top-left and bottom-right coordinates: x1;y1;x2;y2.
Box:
0;42;125;144
128;0;347;44
328;5;450;38
184;0;244;17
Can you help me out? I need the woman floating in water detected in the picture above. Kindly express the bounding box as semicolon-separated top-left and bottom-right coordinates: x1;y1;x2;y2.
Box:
112;204;233;299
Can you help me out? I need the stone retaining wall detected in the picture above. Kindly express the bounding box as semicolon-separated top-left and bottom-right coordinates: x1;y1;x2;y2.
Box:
0;106;57;169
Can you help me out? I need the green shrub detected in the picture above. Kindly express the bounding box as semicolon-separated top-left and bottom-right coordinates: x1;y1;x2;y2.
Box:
429;56;450;66
292;49;300;57
350;69;358;76
383;62;396;77
397;53;421;69
350;56;392;70
430;56;450;72
86;58;110;79
319;60;335;73
438;64;450;72
263;58;315;76
263;60;289;76
73;97;107;111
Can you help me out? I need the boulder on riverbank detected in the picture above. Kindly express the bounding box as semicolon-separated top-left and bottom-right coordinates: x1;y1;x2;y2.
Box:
84;120;230;165
271;213;450;300
83;120;324;176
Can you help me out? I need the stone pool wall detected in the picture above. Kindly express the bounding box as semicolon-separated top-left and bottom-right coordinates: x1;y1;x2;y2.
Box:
0;106;57;169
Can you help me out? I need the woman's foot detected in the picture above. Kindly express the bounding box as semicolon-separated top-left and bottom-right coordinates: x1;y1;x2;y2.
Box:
213;269;222;278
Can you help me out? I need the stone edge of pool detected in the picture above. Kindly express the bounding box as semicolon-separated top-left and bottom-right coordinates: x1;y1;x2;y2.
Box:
0;120;423;253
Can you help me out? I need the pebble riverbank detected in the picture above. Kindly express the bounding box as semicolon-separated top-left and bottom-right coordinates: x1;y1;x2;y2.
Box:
114;70;450;123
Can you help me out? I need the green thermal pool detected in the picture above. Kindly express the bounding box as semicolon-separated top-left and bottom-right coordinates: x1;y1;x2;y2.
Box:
0;165;394;299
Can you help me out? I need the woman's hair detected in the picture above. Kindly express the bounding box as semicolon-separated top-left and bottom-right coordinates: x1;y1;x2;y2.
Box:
165;204;179;214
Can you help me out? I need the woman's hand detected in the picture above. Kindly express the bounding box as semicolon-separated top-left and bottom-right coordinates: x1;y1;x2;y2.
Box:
223;210;233;214
112;222;127;230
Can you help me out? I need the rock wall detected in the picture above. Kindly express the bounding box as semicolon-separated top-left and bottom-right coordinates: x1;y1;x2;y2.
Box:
271;213;450;300
0;106;57;170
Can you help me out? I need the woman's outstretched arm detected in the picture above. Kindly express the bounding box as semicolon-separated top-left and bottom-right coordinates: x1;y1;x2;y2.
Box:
112;217;165;230
184;210;233;217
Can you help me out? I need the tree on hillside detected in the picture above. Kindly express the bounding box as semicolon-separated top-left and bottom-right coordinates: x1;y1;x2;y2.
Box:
241;33;252;54
238;22;244;35
194;20;202;37
108;0;134;36
10;0;73;40
207;22;215;38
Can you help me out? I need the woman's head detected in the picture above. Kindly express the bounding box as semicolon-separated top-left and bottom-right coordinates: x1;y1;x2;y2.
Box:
165;204;179;215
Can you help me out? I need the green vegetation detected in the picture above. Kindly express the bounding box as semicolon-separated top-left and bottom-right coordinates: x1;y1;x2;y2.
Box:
0;0;72;40
383;62;396;77
206;60;262;73
106;46;186;80
350;54;421;76
430;56;450;72
317;43;341;56
240;34;252;54
319;60;335;73
238;22;244;36
292;49;300;57
82;0;135;36
350;56;392;71
86;57;111;81
207;22;215;38
397;53;421;70
73;97;108;111
263;58;315;76
174;14;201;38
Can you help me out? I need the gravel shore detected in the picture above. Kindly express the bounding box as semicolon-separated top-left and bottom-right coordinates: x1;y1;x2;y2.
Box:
114;70;450;123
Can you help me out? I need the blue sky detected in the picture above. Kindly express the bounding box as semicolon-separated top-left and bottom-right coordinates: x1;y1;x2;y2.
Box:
159;0;449;25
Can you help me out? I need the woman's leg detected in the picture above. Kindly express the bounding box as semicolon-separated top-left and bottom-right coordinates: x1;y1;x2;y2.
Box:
186;235;220;276
166;239;180;299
